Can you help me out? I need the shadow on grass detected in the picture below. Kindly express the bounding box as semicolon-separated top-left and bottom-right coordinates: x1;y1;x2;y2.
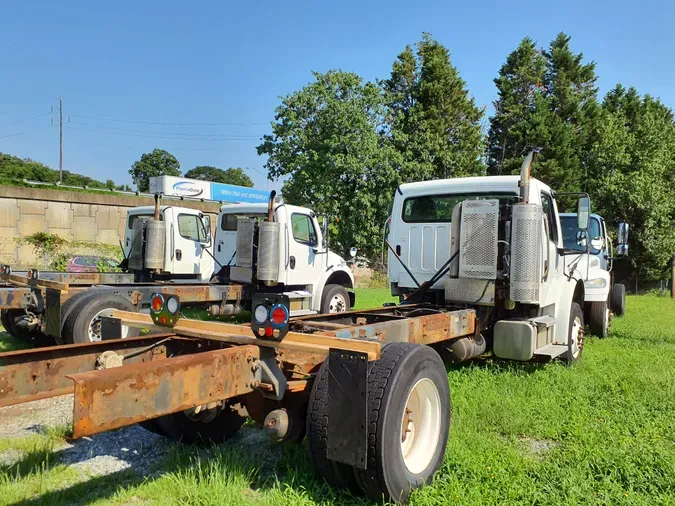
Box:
5;425;370;506
444;353;544;375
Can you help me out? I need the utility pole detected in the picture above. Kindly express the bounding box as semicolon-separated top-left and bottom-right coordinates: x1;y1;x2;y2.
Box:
59;96;63;184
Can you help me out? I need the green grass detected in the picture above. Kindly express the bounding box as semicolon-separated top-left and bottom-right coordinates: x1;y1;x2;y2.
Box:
1;293;674;505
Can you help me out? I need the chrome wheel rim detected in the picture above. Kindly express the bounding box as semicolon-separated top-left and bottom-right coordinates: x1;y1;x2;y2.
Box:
328;293;347;313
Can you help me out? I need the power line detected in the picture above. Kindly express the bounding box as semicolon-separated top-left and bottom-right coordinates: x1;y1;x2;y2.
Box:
68;113;268;127
0;112;50;129
64;124;260;141
64;140;255;152
0;125;53;139
68;120;261;139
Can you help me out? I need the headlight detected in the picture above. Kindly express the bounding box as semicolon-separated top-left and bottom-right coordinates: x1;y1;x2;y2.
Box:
584;278;607;289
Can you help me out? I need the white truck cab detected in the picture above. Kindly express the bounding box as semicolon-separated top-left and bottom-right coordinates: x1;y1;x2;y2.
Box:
560;212;628;336
386;154;592;363
214;202;355;315
123;206;214;281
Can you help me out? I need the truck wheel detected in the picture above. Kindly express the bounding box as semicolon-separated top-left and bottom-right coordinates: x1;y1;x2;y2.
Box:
149;404;245;445
566;303;584;364
1;309;51;345
65;294;140;344
611;284;626;317
321;284;350;314
306;359;361;492
588;301;609;338
354;343;450;503
1;310;14;335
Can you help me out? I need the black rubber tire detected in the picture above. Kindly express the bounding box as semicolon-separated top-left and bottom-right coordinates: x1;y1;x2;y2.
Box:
354;343;451;503
149;406;245;445
611;284;626;317
588;301;609;338
1;309;52;346
1;310;13;334
566;303;585;364
65;293;140;344
320;284;350;314
61;291;110;344
306;359;361;492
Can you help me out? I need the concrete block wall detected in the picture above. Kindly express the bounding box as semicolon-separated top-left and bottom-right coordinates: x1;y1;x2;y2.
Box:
0;187;221;269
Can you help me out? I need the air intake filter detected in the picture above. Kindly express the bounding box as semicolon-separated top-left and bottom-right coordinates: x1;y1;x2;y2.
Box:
509;203;542;303
256;221;281;283
236;219;256;268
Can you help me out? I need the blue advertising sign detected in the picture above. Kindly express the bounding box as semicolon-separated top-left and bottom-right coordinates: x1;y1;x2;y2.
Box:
211;182;271;203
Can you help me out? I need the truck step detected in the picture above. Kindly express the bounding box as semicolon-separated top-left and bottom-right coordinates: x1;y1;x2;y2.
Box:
289;309;318;317
533;344;568;359
529;315;557;328
284;290;313;300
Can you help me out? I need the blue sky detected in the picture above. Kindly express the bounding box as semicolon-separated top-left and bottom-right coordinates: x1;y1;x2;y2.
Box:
1;0;673;191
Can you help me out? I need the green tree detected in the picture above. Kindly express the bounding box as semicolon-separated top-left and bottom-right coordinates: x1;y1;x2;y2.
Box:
383;34;485;180
590;85;675;282
129;149;180;192
257;70;401;260
487;33;600;194
184;166;254;187
487;37;547;175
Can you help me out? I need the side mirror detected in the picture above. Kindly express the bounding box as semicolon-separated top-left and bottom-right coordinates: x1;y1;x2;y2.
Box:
349;247;357;259
199;216;212;247
320;215;328;249
576;197;590;231
617;222;629;256
576;231;587;247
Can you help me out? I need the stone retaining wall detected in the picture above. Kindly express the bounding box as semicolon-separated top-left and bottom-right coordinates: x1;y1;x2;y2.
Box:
0;186;221;268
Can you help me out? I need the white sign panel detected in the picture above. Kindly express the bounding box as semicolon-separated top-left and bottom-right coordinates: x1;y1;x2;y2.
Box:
149;176;212;199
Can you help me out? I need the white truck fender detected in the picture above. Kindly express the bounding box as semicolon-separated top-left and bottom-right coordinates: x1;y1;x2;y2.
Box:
311;259;355;312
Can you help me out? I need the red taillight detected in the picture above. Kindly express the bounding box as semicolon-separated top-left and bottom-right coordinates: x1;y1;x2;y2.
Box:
271;306;287;325
160;315;167;325
264;326;273;337
151;295;164;312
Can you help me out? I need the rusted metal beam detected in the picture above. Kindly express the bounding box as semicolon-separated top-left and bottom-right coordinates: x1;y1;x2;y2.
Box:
0;335;176;407
110;310;382;360
324;308;476;345
138;283;243;304
3;273;70;292
0;287;33;310
68;345;260;438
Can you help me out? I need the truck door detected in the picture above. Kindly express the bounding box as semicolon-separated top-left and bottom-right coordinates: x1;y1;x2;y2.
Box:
539;191;563;307
167;209;213;279
285;212;323;287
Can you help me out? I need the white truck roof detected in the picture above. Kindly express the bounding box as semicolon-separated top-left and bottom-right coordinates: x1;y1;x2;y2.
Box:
128;205;202;215
398;175;551;196
218;202;312;215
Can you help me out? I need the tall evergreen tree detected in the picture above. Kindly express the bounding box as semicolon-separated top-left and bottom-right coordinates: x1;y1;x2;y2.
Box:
487;33;600;194
487;37;547;175
590;86;675;282
383;33;484;181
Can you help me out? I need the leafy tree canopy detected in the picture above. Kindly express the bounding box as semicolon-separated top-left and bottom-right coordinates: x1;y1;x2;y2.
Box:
129;149;180;192
184;166;254;187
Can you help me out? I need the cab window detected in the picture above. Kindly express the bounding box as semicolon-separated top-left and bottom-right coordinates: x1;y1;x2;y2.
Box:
291;214;317;246
178;214;206;242
540;192;558;243
220;214;265;231
402;193;519;223
128;214;162;229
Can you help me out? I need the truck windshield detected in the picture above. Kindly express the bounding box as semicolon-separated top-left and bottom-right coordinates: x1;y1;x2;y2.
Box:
402;193;518;223
561;215;603;254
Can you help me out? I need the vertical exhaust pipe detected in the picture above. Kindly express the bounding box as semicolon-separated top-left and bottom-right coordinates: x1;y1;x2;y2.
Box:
153;193;161;221
519;151;535;203
267;190;277;222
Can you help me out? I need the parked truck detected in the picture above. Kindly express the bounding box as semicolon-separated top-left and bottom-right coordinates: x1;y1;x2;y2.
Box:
0;153;600;503
560;212;628;337
0;193;355;345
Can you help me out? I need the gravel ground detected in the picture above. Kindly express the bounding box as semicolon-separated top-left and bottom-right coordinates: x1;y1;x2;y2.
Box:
0;395;280;481
0;395;171;478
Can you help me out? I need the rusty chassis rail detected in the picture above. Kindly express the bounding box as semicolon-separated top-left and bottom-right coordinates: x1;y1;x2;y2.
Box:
0;304;476;447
